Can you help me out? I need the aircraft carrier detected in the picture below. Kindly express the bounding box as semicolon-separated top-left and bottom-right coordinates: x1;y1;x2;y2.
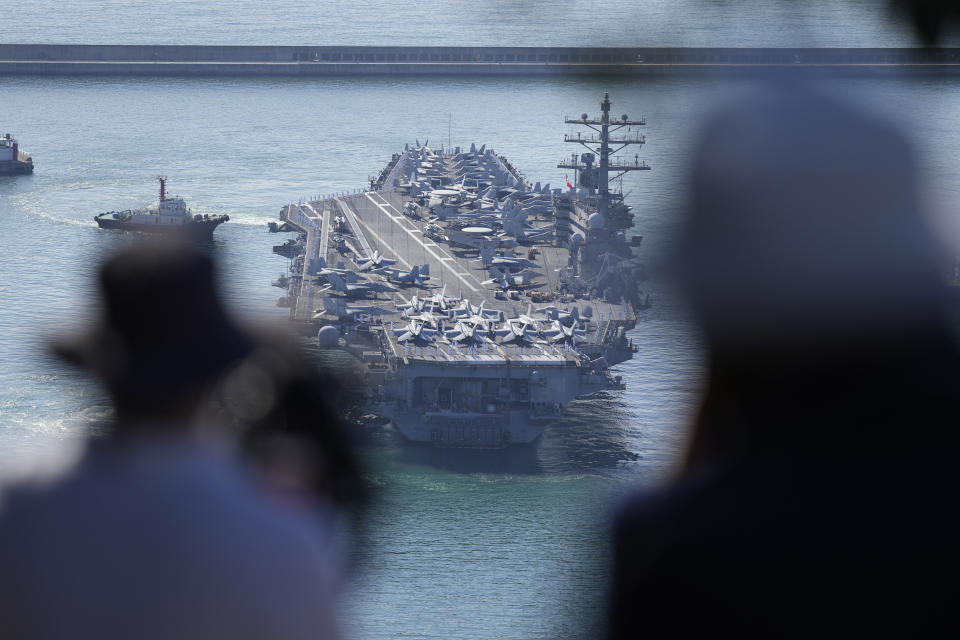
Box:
271;93;650;448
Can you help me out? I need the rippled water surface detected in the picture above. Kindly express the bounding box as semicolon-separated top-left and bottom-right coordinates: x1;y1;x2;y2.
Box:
3;0;941;47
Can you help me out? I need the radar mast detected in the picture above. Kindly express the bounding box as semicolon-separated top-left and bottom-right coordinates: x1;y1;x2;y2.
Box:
558;92;649;217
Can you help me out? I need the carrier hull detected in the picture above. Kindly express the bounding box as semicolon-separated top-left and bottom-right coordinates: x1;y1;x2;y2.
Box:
94;214;228;238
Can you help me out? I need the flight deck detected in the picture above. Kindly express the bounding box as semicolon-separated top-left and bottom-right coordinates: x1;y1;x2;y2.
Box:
279;187;635;356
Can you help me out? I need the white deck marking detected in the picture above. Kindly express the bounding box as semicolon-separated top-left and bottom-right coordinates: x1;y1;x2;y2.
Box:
335;197;375;260
350;216;414;271
364;192;480;293
318;201;331;265
302;201;320;218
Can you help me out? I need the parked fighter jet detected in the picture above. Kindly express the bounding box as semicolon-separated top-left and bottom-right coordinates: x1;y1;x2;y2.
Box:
450;299;504;325
397;285;461;313
376;264;430;286
317;296;396;319
513;303;540;328
534;305;581;324
444;319;493;344
541;319;586;344
502;217;554;242
393;319;438;343
495;304;540;344
325;271;399;298
446;228;518;252
495;320;536;344
311;258;369;283
357;250;397;271
483;267;540;289
477;246;540;271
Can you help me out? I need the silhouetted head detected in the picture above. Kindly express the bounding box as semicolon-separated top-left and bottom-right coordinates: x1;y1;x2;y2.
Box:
674;82;959;467
676;82;951;365
889;0;960;43
54;240;252;425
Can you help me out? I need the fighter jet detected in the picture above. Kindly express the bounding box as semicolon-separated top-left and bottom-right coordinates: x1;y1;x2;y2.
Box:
541;319;586;345
495;320;535;344
450;299;503;325
376;264;430;287
324;271;399;298
495;304;540;344
393;319;438;343
483;267;540;290
357;250;397;271
308;257;367;283
477;246;540;271
317;296;396;319
446;228;518;252
534;306;581;325
502;217;554;243
444;319;493;344
513;303;540;328
409;285;461;313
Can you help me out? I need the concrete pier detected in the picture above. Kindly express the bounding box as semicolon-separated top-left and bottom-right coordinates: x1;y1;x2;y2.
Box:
2;45;960;77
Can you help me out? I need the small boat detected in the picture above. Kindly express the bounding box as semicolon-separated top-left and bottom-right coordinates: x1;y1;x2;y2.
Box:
94;177;228;239
0;133;33;175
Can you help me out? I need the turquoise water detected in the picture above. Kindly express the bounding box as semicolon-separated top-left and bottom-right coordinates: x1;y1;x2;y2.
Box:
3;5;960;638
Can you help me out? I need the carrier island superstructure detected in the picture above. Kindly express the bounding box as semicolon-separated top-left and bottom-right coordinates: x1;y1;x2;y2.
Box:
271;93;650;448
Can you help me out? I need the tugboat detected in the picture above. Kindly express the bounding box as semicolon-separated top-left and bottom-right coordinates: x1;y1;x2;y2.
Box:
94;177;229;239
0;133;33;175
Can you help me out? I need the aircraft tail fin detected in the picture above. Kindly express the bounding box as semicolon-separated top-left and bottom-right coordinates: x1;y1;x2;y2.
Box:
327;272;347;292
321;296;340;314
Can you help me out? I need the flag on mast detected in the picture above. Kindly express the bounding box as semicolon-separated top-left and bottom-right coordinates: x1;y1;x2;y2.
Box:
565;174;573;189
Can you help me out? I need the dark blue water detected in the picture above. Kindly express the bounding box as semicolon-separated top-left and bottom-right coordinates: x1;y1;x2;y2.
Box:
3;6;960;638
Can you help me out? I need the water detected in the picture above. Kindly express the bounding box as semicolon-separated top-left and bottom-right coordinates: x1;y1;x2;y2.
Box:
3;5;960;639
1;0;942;48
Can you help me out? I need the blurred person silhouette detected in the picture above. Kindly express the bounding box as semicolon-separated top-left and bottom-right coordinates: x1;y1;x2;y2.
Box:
890;0;960;43
0;240;363;639
607;80;960;638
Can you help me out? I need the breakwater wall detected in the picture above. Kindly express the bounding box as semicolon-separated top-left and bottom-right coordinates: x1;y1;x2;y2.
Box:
1;45;960;77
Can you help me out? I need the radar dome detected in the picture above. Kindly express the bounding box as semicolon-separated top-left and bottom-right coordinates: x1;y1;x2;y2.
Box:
317;325;340;347
588;212;606;230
